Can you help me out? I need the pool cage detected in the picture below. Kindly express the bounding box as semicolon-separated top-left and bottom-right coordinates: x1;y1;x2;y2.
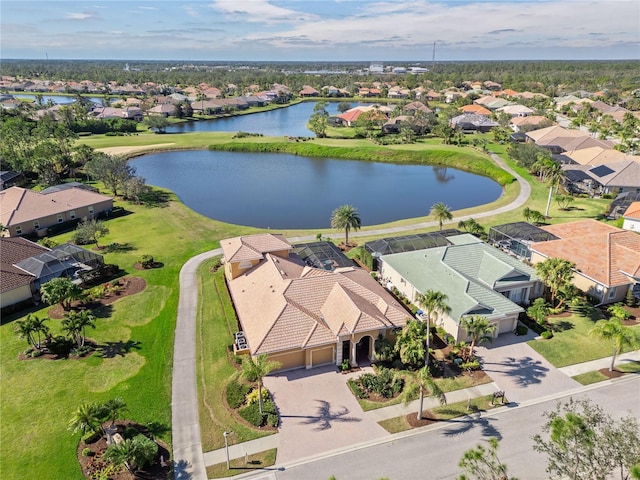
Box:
488;222;559;260
363;230;462;270
292;241;355;271
608;192;640;219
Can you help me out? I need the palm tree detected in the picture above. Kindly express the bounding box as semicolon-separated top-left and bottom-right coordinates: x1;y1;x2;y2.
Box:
394;319;427;368
103;397;127;428
543;161;565;216
534;258;576;309
68;402;103;437
241;354;281;414
457;218;485;237
430;202;452;230
75;310;96;347
415;290;451;368
330;204;361;246
459;315;495;360
29;315;50;350
403;366;446;421
589;318;638;372
14;316;36;350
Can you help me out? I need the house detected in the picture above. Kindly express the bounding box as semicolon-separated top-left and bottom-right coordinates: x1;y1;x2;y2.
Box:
378;234;543;342
460;104;492;116
497;105;534;117
0;171;23;190
562;160;640;196
147;103;176;117
1;238;105;311
509;115;553;132
299;86;320;97
222;234;410;371
622;202;640;232
0;186;113;238
403;101;432;114
0;237;49;310
450;113;499;133
525;125;605;154
561;147;632;166
529;220;640;305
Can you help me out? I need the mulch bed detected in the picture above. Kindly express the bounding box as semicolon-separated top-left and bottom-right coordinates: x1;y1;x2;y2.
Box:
77;421;171;480
598;368;625;379
18;339;98;361
48;277;147;319
406;411;440;428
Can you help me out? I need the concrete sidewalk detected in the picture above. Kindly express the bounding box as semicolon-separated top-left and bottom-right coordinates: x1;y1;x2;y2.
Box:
203;434;281;466
558;350;640;377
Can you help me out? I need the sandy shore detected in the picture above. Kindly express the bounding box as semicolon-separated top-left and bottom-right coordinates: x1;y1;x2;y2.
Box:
96;143;176;156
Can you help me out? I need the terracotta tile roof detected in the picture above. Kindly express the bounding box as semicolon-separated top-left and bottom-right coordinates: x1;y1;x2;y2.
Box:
0;237;48;292
564;147;628;165
220;233;291;263
623;202;640;219
227;247;409;355
530;220;640;287
0;186;112;227
460;104;491;115
510;115;552;127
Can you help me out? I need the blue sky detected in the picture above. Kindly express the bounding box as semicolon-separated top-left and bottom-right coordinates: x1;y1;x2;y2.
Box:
1;0;639;61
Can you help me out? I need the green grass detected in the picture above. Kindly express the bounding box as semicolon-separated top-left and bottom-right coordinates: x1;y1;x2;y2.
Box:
0;192;256;479
572;371;609;385
196;261;275;451
378;395;499;433
206;448;277;478
527;311;640;368
617;360;640;374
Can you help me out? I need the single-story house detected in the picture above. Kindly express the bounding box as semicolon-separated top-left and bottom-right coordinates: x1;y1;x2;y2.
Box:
222;234;410;371
622;202;640;232
0;237;49;310
450;113;500;133
525;125;613;154
529;220;640;305
147;103;176;117
562;160;640;196
378;234;543;342
299;86;320;97
0;186;113;238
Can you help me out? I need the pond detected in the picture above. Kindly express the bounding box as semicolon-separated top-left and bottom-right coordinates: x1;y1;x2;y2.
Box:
164;101;370;136
131;150;502;229
10;94;107;105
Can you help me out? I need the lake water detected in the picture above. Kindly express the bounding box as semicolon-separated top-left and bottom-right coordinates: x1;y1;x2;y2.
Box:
131;150;502;229
164;101;369;136
11;94;107;105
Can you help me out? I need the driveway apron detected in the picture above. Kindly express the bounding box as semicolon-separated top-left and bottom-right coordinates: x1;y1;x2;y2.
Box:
263;364;388;465
476;332;581;404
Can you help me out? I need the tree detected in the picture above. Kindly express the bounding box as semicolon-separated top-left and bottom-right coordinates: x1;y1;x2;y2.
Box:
86;153;136;196
14;314;49;351
403;365;446;421
533;398;640;480
330;204;361;246
459;315;495;359
430;202;452;230
68;402;104;437
73;219;110;248
102;398;127;428
555;195;574;211
308;100;329;138
40;277;83;311
241;354;281;414
337;102;351;113
458;437;516;480
145;115;170;133
103;435;157;474
394;319;427;368
527;297;550;328
589;318;637;372
457;218;485;237
415;290;450;368
534;258;575;309
62;309;96;347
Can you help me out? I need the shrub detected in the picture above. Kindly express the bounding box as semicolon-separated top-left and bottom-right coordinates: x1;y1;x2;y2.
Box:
348;379;367;399
460;360;481;371
82;447;92;457
541;330;553;339
626;288;637;307
340;358;350;372
516;324;529;336
81;430;101;444
246;387;270;406
267;414;279;427
226;382;250;409
239;399;277;427
356;367;403;398
139;255;155;269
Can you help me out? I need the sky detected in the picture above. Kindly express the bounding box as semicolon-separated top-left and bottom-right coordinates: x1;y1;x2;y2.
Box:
1;0;639;61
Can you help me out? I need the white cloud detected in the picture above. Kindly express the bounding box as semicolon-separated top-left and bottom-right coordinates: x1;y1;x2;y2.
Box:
66;12;94;20
139;6;157;10
209;0;318;23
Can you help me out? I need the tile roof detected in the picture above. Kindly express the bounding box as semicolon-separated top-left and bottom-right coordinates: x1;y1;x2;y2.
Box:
0;186;113;227
530;220;640;287
220;233;291;263
460;104;491;116
525;125;587;144
623;202;640;219
226;247;410;355
0;237;48;292
564;147;628;166
563;160;640;188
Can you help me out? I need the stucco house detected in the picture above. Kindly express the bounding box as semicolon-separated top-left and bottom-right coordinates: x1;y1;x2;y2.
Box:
221;234;410;371
529;220;640;305
378;234;543;342
0;186;113;238
0;237;49;310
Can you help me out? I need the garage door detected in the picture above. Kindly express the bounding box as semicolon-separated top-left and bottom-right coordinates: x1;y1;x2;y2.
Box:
311;346;335;367
270;350;305;371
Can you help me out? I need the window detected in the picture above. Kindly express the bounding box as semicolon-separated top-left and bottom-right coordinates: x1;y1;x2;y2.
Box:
69;210;76;220
33;220;40;230
15;225;22;235
57;214;64;223
608;287;617;300
88;205;94;215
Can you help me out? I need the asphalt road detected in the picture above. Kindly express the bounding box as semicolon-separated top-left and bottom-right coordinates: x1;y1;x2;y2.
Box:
238;376;640;480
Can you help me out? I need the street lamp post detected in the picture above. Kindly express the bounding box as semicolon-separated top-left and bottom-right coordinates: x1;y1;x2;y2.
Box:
223;431;230;469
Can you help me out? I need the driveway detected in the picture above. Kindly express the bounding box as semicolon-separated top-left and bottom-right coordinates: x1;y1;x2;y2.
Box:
476;332;581;404
263;364;388;464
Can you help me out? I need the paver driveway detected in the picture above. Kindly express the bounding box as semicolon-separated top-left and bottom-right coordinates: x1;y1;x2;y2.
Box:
263;364;388;464
476;332;581;404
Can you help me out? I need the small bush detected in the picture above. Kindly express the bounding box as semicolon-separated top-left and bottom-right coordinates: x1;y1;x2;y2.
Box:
541;330;553;339
460;360;481;371
139;255;155;269
239;399;277;427
516;324;528;336
267;414;279;427
82;447;92;457
81;430;101;444
226;382;250;409
246;387;270;406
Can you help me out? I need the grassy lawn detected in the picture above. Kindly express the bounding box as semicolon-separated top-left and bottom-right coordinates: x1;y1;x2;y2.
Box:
206;449;277;478
572;371;610;385
527;310;640;368
0;192;255;479
378;395;500;434
196;261;276;451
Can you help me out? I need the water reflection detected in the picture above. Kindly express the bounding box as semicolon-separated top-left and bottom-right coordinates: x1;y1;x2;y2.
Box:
433;167;455;184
